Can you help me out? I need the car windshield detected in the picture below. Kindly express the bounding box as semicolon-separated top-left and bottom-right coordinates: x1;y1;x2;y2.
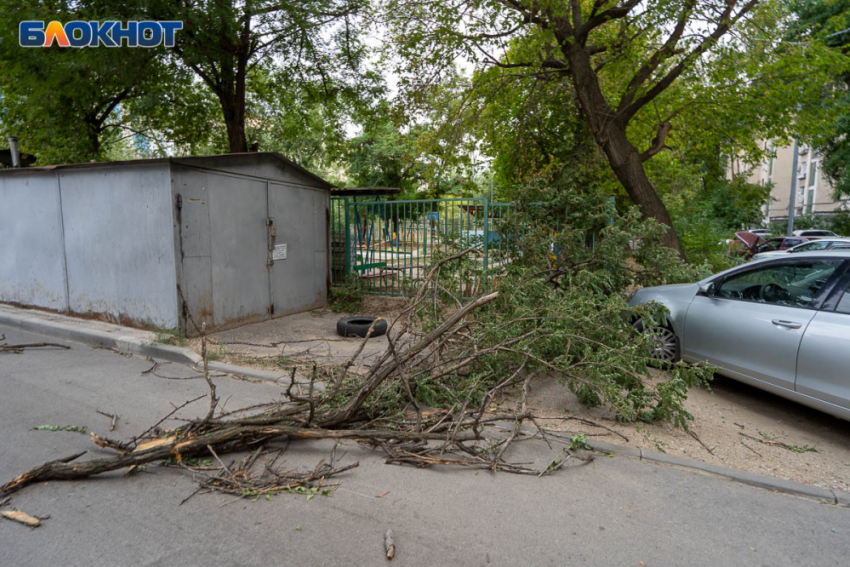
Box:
790;241;830;252
716;262;838;308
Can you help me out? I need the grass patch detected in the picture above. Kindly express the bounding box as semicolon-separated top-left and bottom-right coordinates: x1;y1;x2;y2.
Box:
150;326;187;347
329;282;363;313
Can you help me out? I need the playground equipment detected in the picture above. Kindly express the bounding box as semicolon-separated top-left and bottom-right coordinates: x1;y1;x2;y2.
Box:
331;197;513;298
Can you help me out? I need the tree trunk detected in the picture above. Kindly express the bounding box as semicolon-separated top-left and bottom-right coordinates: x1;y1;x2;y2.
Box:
599;124;685;257
84;119;101;160
562;43;686;259
218;46;248;154
220;96;247;153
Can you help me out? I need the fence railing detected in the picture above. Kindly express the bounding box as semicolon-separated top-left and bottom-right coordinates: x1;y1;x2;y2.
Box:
331;197;514;298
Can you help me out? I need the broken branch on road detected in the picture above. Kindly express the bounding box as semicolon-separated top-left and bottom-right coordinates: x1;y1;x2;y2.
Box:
1;244;695;500
0;341;71;354
0;251;590;499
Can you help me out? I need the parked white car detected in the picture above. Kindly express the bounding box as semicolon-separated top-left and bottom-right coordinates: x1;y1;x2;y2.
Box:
792;229;839;238
752;238;850;261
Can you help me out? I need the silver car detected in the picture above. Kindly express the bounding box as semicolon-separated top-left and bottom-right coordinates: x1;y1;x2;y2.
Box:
629;251;850;421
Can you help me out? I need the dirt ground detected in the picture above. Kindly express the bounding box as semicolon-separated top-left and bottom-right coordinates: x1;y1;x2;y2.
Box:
511;371;850;492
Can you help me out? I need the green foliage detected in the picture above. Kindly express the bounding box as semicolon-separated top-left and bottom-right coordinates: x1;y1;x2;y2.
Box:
568;434;590;451
768;206;850;236
830;207;850;235
387;177;715;428
150;327;188;347
343;118;426;194
788;444;820;454
152;0;376;153
329;282;364;313
383;0;845;256
792;0;850;199
0;0;210;164
661;150;772;270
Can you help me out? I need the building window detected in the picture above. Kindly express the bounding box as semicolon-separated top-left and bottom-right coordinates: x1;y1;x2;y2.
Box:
807;189;815;213
809;159;818;187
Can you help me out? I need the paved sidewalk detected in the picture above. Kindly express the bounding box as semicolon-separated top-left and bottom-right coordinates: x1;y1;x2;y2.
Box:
205;309;390;367
0;303;391;376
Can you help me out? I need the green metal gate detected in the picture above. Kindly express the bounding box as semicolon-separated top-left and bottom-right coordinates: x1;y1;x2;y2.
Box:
331;197;513;298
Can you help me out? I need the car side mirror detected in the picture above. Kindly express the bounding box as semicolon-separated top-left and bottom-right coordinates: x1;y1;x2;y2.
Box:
698;282;714;297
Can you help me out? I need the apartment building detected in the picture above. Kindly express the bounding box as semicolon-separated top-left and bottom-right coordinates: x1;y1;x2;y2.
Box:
740;140;849;222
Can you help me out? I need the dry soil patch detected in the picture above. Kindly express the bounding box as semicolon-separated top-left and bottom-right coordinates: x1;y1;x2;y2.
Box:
510;371;850;492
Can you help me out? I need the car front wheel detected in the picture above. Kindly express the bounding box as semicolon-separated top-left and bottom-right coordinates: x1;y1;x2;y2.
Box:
634;320;681;365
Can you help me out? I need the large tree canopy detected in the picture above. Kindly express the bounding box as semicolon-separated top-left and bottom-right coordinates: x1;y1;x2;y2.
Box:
0;0;207;163
154;0;376;153
384;0;841;257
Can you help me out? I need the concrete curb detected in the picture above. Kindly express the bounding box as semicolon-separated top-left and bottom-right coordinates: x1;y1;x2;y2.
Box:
587;438;850;507
0;307;324;386
0;308;283;382
0;309;202;366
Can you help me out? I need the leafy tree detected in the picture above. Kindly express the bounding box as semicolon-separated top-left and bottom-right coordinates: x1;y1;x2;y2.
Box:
419;174;714;426
385;0;839;258
793;0;850;199
345;119;424;192
0;0;208;164
153;0;376;153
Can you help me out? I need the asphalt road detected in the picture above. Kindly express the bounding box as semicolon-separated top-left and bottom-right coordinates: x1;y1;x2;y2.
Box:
1;324;848;566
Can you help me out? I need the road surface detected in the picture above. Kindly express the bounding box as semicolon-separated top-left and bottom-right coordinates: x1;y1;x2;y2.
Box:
1;324;847;566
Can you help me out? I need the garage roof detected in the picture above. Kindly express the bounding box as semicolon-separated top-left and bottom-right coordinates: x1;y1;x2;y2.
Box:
0;152;335;189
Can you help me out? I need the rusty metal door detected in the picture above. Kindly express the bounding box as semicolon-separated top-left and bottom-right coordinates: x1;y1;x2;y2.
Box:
267;182;328;317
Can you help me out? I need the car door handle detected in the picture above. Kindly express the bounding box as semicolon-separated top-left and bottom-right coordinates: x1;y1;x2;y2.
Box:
771;319;802;329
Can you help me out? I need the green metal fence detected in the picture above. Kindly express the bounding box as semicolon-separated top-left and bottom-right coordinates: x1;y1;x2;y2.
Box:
331;197;513;298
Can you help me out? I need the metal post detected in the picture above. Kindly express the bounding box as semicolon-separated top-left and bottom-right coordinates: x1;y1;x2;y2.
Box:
787;137;800;237
343;197;351;282
482;198;490;273
6;136;20;168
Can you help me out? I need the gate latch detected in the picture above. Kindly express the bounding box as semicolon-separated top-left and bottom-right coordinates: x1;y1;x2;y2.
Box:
267;217;276;266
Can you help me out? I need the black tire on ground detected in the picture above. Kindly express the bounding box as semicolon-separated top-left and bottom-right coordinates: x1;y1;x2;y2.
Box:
633;318;681;367
336;316;388;338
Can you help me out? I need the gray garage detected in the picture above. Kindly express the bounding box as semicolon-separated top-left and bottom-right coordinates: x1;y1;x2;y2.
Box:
0;153;333;335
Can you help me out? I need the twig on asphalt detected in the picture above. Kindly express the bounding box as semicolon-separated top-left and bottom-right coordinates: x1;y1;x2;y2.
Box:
96;410;118;432
0;342;71;354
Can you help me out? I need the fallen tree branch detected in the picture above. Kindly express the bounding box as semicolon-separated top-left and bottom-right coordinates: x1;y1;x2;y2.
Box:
0;250;592;499
0;342;71;354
